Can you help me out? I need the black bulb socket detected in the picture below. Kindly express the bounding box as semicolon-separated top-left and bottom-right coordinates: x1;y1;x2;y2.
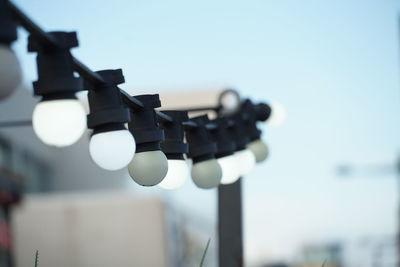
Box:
185;115;217;164
28;31;82;100
227;113;249;151
86;69;130;135
127;94;165;153
241;99;263;142
208;118;236;159
159;111;189;160
254;102;272;122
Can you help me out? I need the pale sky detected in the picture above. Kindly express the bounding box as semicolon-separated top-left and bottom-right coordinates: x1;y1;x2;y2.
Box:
10;0;400;265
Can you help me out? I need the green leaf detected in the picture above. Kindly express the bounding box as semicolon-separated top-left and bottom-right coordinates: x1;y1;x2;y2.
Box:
199;238;211;267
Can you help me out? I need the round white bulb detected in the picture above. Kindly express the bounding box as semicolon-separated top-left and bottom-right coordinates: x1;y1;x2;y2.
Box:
191;159;222;189
218;155;241;185
0;45;22;99
158;160;190;190
128;151;168;186
247;139;269;163
219;91;240;115
89;130;136;171
235;149;256;176
268;101;286;127
32;99;86;147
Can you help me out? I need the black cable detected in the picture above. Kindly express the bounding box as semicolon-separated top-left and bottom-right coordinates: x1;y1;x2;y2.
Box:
0;120;32;128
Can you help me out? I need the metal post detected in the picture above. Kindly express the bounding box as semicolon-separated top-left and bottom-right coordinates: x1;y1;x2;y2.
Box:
218;178;243;267
396;156;400;267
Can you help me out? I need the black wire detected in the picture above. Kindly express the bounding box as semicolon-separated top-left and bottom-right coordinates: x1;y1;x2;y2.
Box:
0;120;32;128
7;1;57;47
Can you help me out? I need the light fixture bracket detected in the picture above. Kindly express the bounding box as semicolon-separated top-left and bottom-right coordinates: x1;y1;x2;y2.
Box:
159;110;189;160
86;69;130;134
227;113;249;151
208;118;236;158
185;115;217;163
28;31;81;100
128;94;165;153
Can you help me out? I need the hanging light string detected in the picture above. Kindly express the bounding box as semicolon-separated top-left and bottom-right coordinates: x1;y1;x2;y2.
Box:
0;0;272;189
2;1;259;129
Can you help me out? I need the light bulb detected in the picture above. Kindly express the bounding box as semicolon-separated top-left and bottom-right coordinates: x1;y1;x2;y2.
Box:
0;45;22;99
191;159;222;189
247;139;269;163
158;160;190;190
235;149;256;176
89;130;136;170
128;151;168;186
268;101;286;127
218;155;241;185
219;89;241;115
32;99;86;147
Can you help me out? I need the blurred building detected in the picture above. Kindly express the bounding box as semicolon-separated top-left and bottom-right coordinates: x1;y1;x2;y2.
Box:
295;242;343;267
262;263;289;267
347;236;397;267
12;193;216;267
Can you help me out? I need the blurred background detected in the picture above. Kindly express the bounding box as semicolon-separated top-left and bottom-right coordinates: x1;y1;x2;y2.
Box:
0;0;399;266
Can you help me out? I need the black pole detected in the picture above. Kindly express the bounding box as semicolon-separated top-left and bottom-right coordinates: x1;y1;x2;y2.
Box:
218;178;244;267
396;155;400;267
3;206;14;267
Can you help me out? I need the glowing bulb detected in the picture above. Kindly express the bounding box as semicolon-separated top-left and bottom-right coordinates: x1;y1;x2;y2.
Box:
0;45;22;99
218;155;241;184
235;149;256;176
247;139;269;163
268;101;286;127
191;159;222;189
219;90;240;115
89;130;136;170
32;99;86;147
128;151;168;186
158;160;190;190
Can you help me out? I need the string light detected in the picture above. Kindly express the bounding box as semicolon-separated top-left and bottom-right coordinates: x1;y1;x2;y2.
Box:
86;69;135;171
0;0;274;190
186;115;222;189
227;113;256;176
242;100;270;163
29;32;86;147
158;111;190;190
127;94;168;186
208;118;241;185
0;0;21;99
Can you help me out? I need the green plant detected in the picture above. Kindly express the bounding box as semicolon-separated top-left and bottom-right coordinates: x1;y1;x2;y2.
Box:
199;238;211;267
34;250;39;267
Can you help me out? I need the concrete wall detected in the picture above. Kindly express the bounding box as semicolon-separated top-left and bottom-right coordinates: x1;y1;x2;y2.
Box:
12;193;170;267
11;192;217;267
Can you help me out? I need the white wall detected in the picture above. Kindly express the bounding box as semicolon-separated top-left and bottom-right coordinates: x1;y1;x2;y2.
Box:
12;193;170;267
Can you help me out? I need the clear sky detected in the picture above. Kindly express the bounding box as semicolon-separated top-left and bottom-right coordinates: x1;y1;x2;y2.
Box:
11;0;400;265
